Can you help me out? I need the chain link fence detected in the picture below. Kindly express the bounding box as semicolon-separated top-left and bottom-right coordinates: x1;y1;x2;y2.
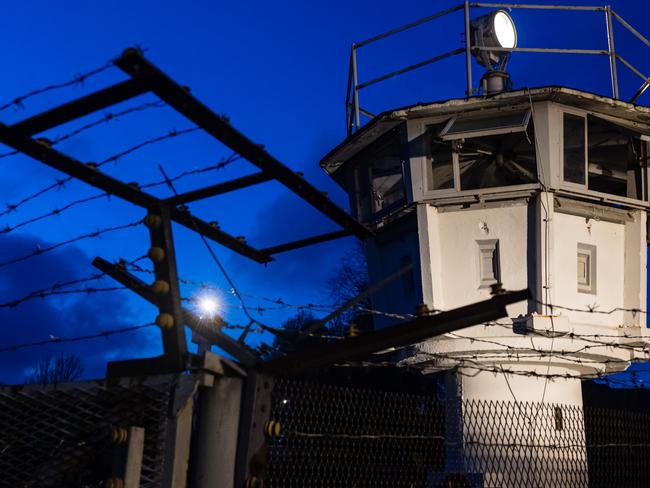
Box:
265;373;650;488
0;374;186;487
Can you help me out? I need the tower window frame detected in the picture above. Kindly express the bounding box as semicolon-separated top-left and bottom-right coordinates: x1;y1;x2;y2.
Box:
560;109;650;204
424;109;538;197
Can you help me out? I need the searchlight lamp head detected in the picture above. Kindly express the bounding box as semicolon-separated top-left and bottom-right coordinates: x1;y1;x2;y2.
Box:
471;10;517;70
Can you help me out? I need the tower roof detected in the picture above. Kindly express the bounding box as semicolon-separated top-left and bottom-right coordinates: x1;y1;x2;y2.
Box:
321;87;650;179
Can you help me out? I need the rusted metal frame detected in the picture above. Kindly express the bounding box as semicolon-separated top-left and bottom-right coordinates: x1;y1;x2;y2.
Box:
148;205;187;370
171;208;271;263
263;289;531;375
612;10;650;48
115;49;372;240
616;54;650;104
10;79;148;136
165;171;272;206
261;229;352;256
356;48;465;91
469;2;605;11
0;122;270;263
355;4;465;48
93;256;260;368
464;0;473;97
605;5;619;99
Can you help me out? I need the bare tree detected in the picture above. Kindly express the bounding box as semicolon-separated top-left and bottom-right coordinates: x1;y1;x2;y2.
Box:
324;243;370;335
25;353;84;385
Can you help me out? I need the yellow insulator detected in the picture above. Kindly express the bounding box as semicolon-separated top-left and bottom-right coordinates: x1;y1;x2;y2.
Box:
111;426;128;444
147;246;166;263
347;324;360;337
105;478;124;488
156;313;175;329
264;420;281;439
151;280;170;295
144;214;162;229
244;476;263;488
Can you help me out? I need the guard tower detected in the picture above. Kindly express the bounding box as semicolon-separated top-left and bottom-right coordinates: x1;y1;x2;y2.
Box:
320;9;650;482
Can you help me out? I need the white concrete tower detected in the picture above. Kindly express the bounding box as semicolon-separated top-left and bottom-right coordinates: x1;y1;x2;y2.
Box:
321;88;650;484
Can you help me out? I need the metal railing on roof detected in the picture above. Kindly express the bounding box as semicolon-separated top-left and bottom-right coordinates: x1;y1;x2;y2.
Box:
346;2;650;135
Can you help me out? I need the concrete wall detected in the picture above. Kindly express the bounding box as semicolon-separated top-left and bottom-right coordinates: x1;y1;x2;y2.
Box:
551;212;625;326
420;202;529;316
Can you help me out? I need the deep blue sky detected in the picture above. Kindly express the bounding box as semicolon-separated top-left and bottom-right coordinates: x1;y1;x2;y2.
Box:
0;0;649;383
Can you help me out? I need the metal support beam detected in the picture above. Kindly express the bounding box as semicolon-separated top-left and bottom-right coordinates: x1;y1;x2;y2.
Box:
147;205;187;370
605;5;619;99
115;48;372;240
464;0;473;97
0;122;270;263
261;229;352;255
93;257;260;369
263;289;530;375
10;79;148;136
165;171;272;206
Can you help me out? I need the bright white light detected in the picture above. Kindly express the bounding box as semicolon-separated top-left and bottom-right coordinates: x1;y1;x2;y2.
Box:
195;292;222;319
493;11;516;49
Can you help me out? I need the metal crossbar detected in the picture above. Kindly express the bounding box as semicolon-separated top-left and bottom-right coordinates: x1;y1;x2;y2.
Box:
0;48;373;375
346;2;650;134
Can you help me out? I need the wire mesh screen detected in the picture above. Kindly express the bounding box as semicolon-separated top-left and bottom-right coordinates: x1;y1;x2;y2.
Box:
584;406;650;488
0;374;178;487
264;375;650;488
462;400;588;487
266;376;446;487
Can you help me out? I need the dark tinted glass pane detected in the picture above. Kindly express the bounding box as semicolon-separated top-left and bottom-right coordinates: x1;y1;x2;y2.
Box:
587;115;645;199
458;129;537;190
352;127;406;220
371;154;404;212
445;111;529;137
428;139;454;190
563;114;586;184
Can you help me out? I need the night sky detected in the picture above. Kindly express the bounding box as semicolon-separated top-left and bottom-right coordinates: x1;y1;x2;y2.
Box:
1;0;649;384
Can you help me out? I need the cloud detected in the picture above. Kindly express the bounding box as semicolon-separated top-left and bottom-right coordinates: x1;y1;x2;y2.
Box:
0;233;158;384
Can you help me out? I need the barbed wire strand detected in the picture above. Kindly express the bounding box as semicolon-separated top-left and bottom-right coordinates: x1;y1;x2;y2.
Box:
0;219;142;270
0;153;241;235
0;127;199;218
0;58;116;114
0;100;165;161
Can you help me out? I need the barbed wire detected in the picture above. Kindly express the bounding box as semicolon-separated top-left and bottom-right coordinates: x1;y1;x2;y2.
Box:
0;322;156;354
0;100;165;161
0;255;146;309
0;58;116;114
0;153;240;235
0;219;142;270
0;126;199;218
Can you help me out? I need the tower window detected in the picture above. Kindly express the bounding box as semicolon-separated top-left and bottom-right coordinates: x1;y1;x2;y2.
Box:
577;243;597;294
477;239;500;288
563;113;586;185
